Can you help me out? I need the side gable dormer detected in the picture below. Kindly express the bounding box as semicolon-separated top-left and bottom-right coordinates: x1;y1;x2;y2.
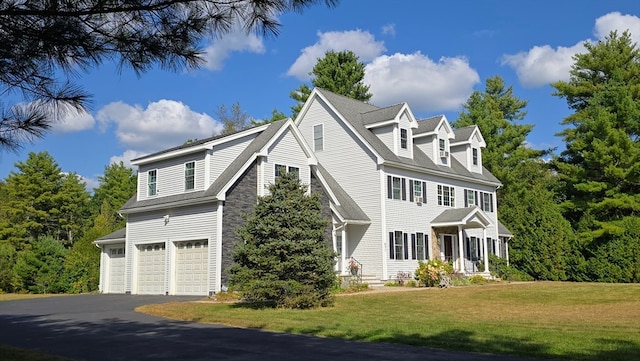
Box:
362;103;418;158
413;115;455;166
450;125;486;173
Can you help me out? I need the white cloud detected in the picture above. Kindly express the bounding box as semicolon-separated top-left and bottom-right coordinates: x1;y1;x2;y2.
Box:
594;12;640;45
109;149;146;170
286;30;386;80
203;29;266;70
52;111;95;133
364;52;480;113
501;42;586;88
382;24;396;37
96;99;223;157
502;12;640;88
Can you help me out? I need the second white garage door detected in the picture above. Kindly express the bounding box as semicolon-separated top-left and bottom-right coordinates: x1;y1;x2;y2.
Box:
137;243;166;294
175;240;208;295
107;246;125;293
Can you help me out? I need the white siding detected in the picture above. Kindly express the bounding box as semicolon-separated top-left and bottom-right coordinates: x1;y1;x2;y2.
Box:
397;112;413;159
371;126;394;152
209;134;257;185
137;152;206;201
414;136;436;162
298;98;383;278
263;130;310;190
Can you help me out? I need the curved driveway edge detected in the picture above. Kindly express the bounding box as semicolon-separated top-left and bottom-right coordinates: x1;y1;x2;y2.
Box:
1;294;541;361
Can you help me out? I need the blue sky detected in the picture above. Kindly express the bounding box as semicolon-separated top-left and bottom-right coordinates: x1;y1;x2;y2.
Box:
1;1;639;190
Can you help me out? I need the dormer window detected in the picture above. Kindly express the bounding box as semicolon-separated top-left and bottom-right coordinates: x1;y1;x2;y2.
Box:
438;138;448;158
148;170;157;196
400;128;408;149
472;148;478;165
185;161;195;190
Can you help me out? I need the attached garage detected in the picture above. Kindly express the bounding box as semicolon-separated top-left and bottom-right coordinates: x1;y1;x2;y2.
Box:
137;243;166;294
175;240;209;295
107;246;125;293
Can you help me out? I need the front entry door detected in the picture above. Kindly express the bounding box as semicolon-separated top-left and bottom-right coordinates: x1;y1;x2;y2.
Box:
443;235;454;263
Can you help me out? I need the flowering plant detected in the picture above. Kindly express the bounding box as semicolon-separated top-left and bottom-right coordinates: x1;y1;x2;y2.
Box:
347;259;359;273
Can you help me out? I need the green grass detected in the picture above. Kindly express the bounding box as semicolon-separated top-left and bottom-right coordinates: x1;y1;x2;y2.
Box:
138;282;640;361
0;293;56;302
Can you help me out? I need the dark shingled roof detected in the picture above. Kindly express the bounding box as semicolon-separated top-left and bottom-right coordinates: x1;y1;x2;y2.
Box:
431;207;480;224
95;228;126;242
452;126;477;143
498;220;514;237
316;88;501;186
314;163;369;223
414;115;445;135
361;103;405;126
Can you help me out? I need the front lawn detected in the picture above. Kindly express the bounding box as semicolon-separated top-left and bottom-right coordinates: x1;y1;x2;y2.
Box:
137;282;640;361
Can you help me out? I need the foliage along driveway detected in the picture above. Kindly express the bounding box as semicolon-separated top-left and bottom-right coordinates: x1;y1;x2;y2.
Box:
0;294;541;361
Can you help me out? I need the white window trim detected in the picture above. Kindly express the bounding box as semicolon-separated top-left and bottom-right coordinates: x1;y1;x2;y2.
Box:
147;169;157;197
313;124;324;151
184;161;195;191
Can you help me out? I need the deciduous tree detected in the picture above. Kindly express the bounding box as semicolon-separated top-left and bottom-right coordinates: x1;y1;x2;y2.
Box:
90;161;137;226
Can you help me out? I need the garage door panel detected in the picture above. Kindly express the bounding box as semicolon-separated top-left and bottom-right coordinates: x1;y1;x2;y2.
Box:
137;243;166;294
175;240;208;295
108;247;125;293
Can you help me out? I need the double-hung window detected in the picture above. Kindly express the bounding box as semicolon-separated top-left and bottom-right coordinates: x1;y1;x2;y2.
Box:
400;128;408;149
275;164;287;178
472;148;478;165
437;185;455;207
147;170;157;196
465;189;478;207
389;231;408;260
412;232;427;260
288;166;299;179
481;192;494;212
184;162;195;190
408;179;427;204
313;124;323;151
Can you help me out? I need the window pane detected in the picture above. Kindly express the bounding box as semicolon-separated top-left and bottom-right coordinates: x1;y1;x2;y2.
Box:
185;162;195;190
400;128;407;149
392;177;401;199
416;233;425;260
414;181;422;199
148;170;157;196
439;138;445;151
313;124;323;151
288;166;299;179
275;164;286;177
394;231;403;260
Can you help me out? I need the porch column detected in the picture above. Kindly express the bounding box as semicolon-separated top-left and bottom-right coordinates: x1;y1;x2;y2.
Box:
483;228;489;273
332;225;338;272
506;238;510;266
341;226;347;275
457;226;464;273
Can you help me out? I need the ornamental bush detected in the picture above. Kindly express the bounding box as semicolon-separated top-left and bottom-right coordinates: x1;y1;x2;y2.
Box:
415;259;454;287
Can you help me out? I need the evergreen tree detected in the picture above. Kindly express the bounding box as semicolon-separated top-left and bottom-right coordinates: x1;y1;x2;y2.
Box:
216;102;255;135
228;172;335;308
290;50;372;118
0;0;338;151
55;173;90;245
13;237;69;293
552;30;640;282
90;161;137;226
0;152;64;247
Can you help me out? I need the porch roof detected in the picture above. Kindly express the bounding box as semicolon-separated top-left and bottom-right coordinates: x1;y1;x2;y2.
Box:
431;206;491;229
498;220;513;237
93;228;126;245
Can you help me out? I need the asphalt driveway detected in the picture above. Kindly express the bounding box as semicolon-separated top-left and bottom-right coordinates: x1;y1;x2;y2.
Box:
0;294;541;361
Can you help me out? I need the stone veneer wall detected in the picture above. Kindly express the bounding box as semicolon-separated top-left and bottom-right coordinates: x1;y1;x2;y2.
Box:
309;171;334;248
220;160;258;286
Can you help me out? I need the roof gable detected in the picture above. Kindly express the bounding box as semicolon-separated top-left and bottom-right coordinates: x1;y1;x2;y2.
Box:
451;125;486;147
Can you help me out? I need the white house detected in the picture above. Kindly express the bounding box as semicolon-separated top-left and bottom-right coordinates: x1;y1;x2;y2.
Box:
95;88;512;295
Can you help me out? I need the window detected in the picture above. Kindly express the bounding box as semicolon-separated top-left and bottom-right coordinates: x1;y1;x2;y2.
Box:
387;175;407;201
412;233;427;260
472;148;478;165
148;170;157;196
288;166;299;179
400;128;408;149
313;124;323;151
409;180;427;204
389;231;407;260
184;162;195;190
275;164;287;177
481;192;494;212
439;138;445;152
464;189;478;207
466;237;481;261
437;185;455;207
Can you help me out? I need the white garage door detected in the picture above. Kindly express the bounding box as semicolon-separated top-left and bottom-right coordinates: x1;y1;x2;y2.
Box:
175;240;208;295
137;243;166;294
108;246;125;293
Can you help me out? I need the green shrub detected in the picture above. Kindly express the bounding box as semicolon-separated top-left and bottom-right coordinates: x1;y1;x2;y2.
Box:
468;275;487;284
405;279;417;287
489;254;534;281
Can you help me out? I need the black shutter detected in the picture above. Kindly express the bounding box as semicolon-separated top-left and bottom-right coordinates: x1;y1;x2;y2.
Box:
387;176;392;199
480;192;484;210
466;237;471;259
389;232;394;259
411;234;417;259
409;180;414;202
475;191;479;206
425;235;430;259
422;182;427;203
464;189;468;207
490;193;494;212
401;178;406;201
403;233;409;260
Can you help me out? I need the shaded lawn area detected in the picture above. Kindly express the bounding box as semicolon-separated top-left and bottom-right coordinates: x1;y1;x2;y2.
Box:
138;282;640;361
0;345;73;361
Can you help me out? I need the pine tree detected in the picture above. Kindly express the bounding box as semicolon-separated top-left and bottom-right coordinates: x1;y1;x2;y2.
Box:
290;50;372;118
228;172;335;308
90;161;137;227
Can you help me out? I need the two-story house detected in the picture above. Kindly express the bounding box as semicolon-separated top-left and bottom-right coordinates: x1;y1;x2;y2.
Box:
95;88;512;296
